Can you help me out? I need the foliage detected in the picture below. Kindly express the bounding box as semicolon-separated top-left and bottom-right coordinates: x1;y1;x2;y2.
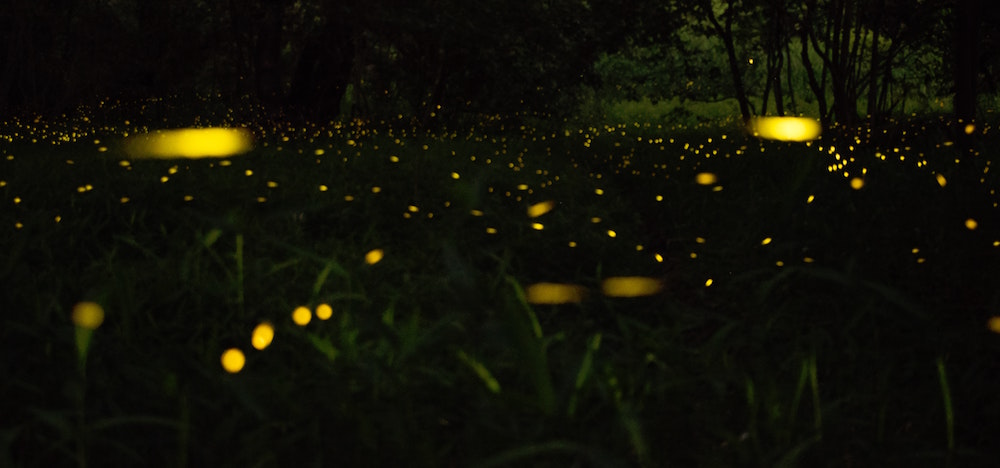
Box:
1;107;999;466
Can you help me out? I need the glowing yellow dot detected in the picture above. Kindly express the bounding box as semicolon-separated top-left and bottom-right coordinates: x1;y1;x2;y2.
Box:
344;195;354;201
470;209;484;216
316;303;333;320
705;278;713;287
486;227;498;234
451;172;460;179
655;195;663;201
245;169;253;176
408;205;419;212
517;184;529;190
267;181;278;188
850;177;864;190
965;124;976;135
568;241;577;247
525;283;586;304
125;128;253;159
594;188;604;195
251;322;275;350
292;306;312;326
590;217;602;223
988;317;1000;333
221;348;246;373
806;194;815;203
601;277;662;297
365;249;384;265
965;218;978;230
71;302;105;330
120;197;130;203
119;160;130;167
696;237;706;244
531;222;544;230
527;200;555;218
654;253;664;262
776;261;785;267
936;174;947;187
695;172;717;185
607;230;617;238
314;148;325;155
761;237;772;245
319;184;328;191
748;116;822;142
390;155;400;162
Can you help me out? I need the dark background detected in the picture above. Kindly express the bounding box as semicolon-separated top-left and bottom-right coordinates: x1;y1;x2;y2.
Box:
0;0;997;127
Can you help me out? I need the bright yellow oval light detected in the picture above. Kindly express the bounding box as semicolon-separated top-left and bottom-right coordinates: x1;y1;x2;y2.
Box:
125;128;253;159
365;249;384;265
527;200;556;218
749;117;822;142
988;316;1000;333
601;276;662;297
525;283;586;304
292;306;312;326
695;172;717;185
221;348;246;373
251;322;275;350
316;303;333;320
965;218;978;230
72;302;105;330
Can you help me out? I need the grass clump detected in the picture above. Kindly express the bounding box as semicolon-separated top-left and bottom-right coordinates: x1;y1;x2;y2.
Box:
1;112;999;467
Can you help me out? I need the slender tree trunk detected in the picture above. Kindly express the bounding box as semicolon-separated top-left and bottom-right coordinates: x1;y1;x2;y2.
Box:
785;37;798;114
867;4;881;124
773;51;785;115
705;1;752;123
800;26;829;126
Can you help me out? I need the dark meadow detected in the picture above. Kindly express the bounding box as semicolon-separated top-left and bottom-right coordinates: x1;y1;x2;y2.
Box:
2;1;1000;467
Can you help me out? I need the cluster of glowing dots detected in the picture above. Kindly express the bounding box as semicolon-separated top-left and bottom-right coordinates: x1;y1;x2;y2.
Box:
221;302;336;373
525;276;666;304
221;249;381;373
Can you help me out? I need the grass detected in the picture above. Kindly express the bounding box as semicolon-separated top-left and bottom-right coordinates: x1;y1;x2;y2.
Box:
1;109;999;467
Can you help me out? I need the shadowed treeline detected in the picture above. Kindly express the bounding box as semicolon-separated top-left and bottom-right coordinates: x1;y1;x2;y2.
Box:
1;0;998;128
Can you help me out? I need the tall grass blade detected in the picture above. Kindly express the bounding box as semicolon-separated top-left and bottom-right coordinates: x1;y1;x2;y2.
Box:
567;332;601;417
504;276;556;414
937;357;955;452
457;350;501;394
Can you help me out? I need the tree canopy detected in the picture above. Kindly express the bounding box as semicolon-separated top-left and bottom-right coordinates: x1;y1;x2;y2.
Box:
0;0;996;127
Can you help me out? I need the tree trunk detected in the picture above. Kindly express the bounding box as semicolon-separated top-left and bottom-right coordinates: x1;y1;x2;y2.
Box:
800;25;829;126
706;1;752;123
